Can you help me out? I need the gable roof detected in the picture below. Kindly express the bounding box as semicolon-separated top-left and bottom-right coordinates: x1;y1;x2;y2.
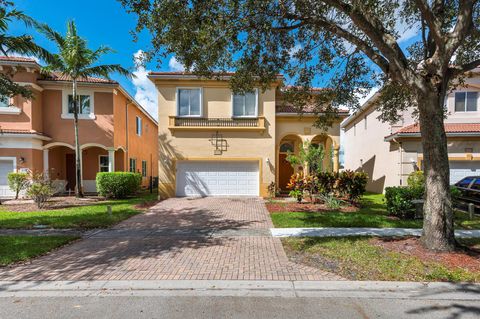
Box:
384;123;480;141
41;72;118;84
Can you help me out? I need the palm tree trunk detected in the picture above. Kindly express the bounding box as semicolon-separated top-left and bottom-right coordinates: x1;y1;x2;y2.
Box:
72;79;84;198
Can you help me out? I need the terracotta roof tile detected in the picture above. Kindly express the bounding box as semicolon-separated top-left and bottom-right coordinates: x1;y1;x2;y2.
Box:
276;103;349;114
0;129;49;136
41;72;117;84
0;56;38;63
386;123;480;140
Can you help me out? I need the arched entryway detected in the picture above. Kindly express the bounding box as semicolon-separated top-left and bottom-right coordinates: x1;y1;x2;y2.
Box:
277;134;302;192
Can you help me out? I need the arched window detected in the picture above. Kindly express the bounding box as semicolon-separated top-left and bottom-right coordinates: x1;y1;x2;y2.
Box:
280;142;294;153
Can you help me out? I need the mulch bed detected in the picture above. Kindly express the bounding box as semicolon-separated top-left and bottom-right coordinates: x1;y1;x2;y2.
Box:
371;237;480;272
1;196;105;212
265;201;359;213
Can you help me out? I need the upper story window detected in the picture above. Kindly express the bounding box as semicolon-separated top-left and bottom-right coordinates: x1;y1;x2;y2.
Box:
232;89;258;117
68;95;91;114
455;92;478;112
142;160;147;177
136;116;142;136
177;88;202;117
62;90;95;119
0;95;10;107
364;115;367;130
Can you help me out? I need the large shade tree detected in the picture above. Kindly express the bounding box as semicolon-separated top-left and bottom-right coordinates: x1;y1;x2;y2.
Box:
119;0;480;251
0;1;52;98
37;21;131;198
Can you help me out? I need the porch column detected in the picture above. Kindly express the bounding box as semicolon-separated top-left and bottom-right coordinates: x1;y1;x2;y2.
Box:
333;145;340;172
108;149;115;172
43;149;49;174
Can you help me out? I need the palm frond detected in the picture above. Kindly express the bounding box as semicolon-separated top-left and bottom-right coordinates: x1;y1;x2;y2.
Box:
35;22;65;47
80;64;133;80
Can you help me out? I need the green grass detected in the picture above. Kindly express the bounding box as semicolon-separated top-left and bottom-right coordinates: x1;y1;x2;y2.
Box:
0;192;157;229
270;193;480;229
282;237;480;282
0;236;78;266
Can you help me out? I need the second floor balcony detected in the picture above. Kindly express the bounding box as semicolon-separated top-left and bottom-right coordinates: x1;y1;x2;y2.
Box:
168;116;266;131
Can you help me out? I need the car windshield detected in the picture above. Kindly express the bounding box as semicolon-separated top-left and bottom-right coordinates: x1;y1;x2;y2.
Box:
457;177;475;188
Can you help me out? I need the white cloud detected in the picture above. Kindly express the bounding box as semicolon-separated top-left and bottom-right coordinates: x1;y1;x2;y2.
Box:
168;56;185;72
131;50;158;119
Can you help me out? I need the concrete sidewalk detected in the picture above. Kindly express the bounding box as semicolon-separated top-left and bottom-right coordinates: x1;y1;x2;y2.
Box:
271;227;480;238
0;280;479;300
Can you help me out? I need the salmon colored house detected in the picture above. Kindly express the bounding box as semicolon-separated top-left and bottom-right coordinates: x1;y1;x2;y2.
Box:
0;56;158;197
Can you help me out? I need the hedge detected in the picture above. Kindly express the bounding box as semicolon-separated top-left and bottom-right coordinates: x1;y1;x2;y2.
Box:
96;172;142;199
384;186;424;219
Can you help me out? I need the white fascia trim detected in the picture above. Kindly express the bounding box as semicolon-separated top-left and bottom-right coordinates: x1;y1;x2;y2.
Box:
340;92;381;129
0;107;21;115
384;132;480;142
15;82;44;92
0;136;46;150
0;133;51;141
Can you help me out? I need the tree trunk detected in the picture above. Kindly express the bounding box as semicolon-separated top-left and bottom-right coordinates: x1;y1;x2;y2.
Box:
72;80;84;198
417;90;455;251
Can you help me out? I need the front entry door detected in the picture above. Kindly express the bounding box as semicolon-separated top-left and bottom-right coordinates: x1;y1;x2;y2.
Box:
278;153;294;192
66;154;76;191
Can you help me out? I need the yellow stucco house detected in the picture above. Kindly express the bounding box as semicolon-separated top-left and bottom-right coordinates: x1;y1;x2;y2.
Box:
149;72;348;198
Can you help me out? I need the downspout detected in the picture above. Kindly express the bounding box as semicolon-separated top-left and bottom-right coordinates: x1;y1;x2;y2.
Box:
392;138;403;186
125;100;130;172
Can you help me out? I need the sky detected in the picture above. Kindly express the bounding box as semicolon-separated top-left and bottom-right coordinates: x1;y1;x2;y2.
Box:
9;0;421;118
10;0;185;119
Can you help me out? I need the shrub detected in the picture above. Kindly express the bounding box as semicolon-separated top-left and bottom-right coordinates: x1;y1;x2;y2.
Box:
337;170;368;202
303;174;318;203
384;186;424;219
450;186;461;202
26;173;54;209
287;173;305;203
7;172;29;200
407;171;425;189
96;172;142;199
316;171;337;195
267;182;277;200
319;194;343;210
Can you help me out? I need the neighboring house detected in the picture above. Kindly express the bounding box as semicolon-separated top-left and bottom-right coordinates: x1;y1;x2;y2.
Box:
149;72;348;198
342;72;480;193
0;56;158;197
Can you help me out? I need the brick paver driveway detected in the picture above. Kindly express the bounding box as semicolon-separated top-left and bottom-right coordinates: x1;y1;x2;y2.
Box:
0;197;342;281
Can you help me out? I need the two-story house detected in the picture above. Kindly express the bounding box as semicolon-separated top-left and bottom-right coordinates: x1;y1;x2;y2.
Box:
342;72;480;193
149;72;348;198
0;56;158;196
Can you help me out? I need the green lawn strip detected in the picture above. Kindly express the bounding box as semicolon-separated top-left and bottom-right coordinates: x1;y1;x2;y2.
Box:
270;193;480;229
0;235;79;266
282;237;480;282
0;192;157;229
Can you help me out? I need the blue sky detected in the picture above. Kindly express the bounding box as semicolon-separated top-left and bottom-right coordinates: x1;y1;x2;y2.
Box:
10;0;184;118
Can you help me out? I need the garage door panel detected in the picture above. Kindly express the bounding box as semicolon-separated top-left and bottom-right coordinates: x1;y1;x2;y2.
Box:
449;161;480;185
176;161;259;196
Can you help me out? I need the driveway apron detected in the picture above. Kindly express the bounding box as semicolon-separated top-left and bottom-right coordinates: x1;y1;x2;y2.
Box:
0;197;342;281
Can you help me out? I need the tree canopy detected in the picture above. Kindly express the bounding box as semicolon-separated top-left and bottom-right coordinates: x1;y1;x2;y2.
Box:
120;0;479;126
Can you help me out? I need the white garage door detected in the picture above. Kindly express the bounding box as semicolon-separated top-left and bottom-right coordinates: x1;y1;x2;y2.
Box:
450;161;480;185
176;161;259;197
0;159;15;198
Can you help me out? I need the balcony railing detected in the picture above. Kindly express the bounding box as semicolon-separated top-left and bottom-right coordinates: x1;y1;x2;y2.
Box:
168;116;265;131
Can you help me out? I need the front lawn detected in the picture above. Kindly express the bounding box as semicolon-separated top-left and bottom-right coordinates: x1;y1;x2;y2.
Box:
282;236;480;282
0;236;78;266
270;193;480;229
0;192;158;229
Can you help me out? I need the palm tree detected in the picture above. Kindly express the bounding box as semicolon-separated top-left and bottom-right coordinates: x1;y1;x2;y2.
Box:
37;21;131;198
0;3;53;98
